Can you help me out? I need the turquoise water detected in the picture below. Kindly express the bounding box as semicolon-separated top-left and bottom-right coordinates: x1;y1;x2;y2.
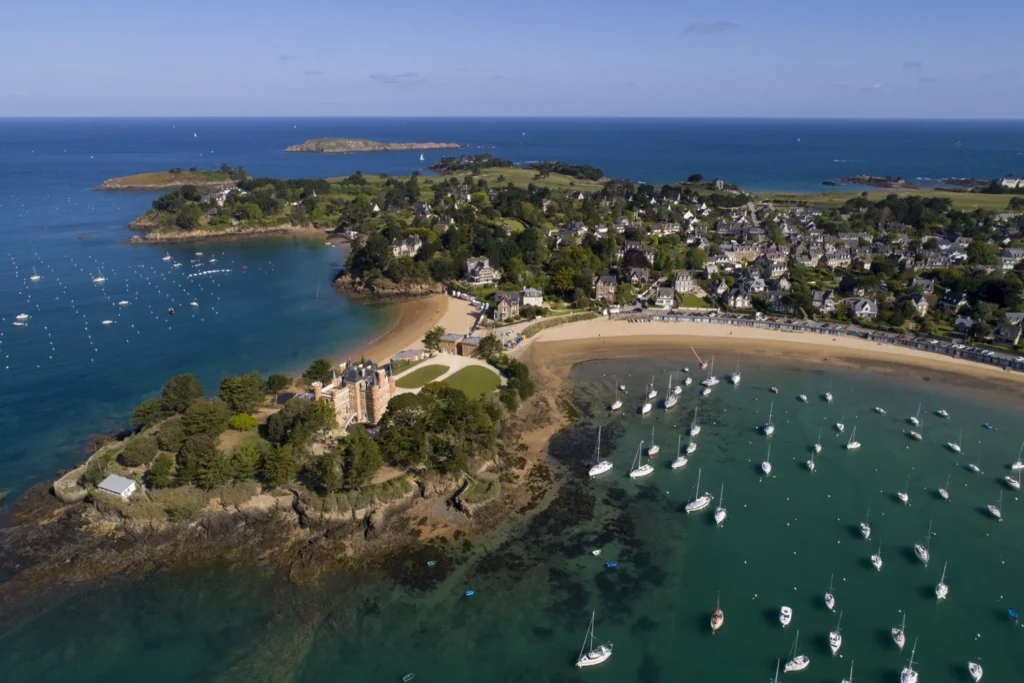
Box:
2;358;1022;682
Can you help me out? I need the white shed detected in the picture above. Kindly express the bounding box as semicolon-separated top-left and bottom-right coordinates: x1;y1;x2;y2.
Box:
97;474;137;501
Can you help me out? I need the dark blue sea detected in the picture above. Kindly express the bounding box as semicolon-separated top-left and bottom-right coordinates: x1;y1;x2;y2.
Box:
2;118;1024;682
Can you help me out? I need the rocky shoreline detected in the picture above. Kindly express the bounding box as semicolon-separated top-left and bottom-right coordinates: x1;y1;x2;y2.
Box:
127;215;330;244
825;174;920;189
285;139;461;154
332;272;444;299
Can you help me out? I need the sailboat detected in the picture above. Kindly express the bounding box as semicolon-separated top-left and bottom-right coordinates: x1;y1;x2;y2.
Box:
900;638;919;683
813;429;822;454
947;427;963;453
806;449;816;472
779;605;793;627
841;661;855;683
664;375;678;409
846;425;861;450
419;153;425;162
162;252;172;261
936;408;950;418
710;593;724;632
783;630;810;672
647;426;660;456
860;506;872;540
1005;474;1021;490
938;474;951;500
629;441;654;479
763;402;775;436
913;521;932;566
588;427;613;477
641;399;652;415
689;407;701;436
1012;442;1024;471
761;444;773;475
772;659;781;683
829;611;843;656
824;392;833;403
685;441;697;455
671;435;689;470
968;439;982;472
892;612;907;650
29;267;41;281
968;661;983;682
935;561;949;600
713;483;727;524
685;467;712;512
575;611;613;668
909;403;921;426
871;541;883;570
910;415;923;441
825;574;836;611
647;376;658;399
898;474;911;505
609;380;622;411
987;490;1003;521
92;269;106;283
875;405;886;414
729;361;741;385
701;356;719;386
835;411;845;433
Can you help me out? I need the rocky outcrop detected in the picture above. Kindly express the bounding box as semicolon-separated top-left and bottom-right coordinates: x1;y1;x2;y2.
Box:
837;175;919;189
127;223;326;245
333;273;443;299
285;139;461;154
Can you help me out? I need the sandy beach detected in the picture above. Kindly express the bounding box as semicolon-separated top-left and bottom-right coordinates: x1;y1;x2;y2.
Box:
352;294;479;365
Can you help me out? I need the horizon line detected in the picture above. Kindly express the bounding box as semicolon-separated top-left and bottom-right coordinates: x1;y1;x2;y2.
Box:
2;115;1024;122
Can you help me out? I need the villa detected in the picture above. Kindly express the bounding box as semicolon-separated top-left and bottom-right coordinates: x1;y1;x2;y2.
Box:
312;360;396;427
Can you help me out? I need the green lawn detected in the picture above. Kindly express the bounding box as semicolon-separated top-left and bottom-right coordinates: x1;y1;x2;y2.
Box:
756;189;1013;211
501;218;526;234
396;364;450;389
442;366;501;398
678;293;710;308
474;167;606;192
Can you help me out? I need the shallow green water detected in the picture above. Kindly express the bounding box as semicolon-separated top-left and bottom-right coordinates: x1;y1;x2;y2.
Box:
2;358;1023;683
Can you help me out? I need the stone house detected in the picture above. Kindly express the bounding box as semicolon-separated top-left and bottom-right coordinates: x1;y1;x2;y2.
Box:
595;275;617;303
493;291;522;321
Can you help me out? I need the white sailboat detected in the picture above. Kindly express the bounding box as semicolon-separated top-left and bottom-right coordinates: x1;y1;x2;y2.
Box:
162;252;172;261
935;561;949;600
701;386;711;397
575;611;613;668
29;267;41;281
1012;442;1024;471
898;474;910;505
813;429;822;454
968;661;983;682
701;357;719;387
824;392;833;403
419;153;425;162
806;449;816;472
846;425;861;450
892;612;907;650
779;605;793;627
761;443;772;476
783;630;810;672
968;439;982;472
641;399;652;415
647;376;658;399
829;611;843;656
909;403;921;426
875;406;886;414
842;661;855;683
685;441;697;455
914;521;932;566
798;394;808;403
713;483;727;524
671;435;689;470
710;593;724;633
664;374;678;409
609;380;622;412
947;427;963;453
588;427;613;477
900;638;920;683
15;313;29;321
92;268;106;283
910;414;923;441
987;490;1003;521
763;401;775;436
729;361;741;385
629;441;654;479
835;411;845;433
871;541;883;570
685;467;712;512
647;426;660;456
860;506;872;540
689;407;701;437
936;408;950;418
824;574;836;611
684;376;693;386
1005;474;1021;490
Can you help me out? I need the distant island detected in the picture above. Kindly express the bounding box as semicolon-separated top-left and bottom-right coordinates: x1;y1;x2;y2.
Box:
284;138;461;154
95;166;246;191
823;175;919;189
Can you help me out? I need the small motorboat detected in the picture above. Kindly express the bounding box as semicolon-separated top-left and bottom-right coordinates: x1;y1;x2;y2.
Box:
190;301;199;307
118;300;129;306
968;662;983;682
1009;608;1019;624
771;386;779;394
168;307;175;315
1005;475;1021;490
605;561;617;569
701;387;711;397
875;406;886;414
984;423;994;430
101;319;113;325
798;394;808;403
824;392;833;402
779;606;793;627
591;549;601;556
686;442;697;455
936;409;949;418
463;589;474;597
12;321;27;327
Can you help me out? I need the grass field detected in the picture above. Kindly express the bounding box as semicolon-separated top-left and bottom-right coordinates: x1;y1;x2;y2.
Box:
678;293;711;308
98;170;232;188
474;167;606;192
442;366;501;398
756;189;1014;211
501;218;527;234
396;364;450;389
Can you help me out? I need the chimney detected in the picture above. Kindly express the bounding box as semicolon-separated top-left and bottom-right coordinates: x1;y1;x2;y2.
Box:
311;381;322;400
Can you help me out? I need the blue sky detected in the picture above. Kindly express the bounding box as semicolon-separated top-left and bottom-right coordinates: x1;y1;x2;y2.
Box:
2;0;1022;117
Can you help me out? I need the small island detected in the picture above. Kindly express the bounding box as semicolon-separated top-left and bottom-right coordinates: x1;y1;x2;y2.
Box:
95;166;245;191
285;138;461;154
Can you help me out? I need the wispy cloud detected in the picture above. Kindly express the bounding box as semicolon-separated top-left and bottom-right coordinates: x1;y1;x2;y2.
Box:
683;20;737;35
303;69;323;77
902;60;923;69
279;54;295;61
369;72;424;86
858;83;883;92
491;74;506;81
624;81;637;88
918;76;938;84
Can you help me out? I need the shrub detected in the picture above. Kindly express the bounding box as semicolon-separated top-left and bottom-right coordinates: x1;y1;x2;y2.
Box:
165;502;201;522
120;435;158;467
147;454;176;488
229;413;259;432
157;419;186;452
267;373;290;394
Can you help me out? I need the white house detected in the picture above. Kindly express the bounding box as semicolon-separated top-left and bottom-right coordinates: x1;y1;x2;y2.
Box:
521;287;543;307
841;297;878;320
97;474;137;501
655;287;676;308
